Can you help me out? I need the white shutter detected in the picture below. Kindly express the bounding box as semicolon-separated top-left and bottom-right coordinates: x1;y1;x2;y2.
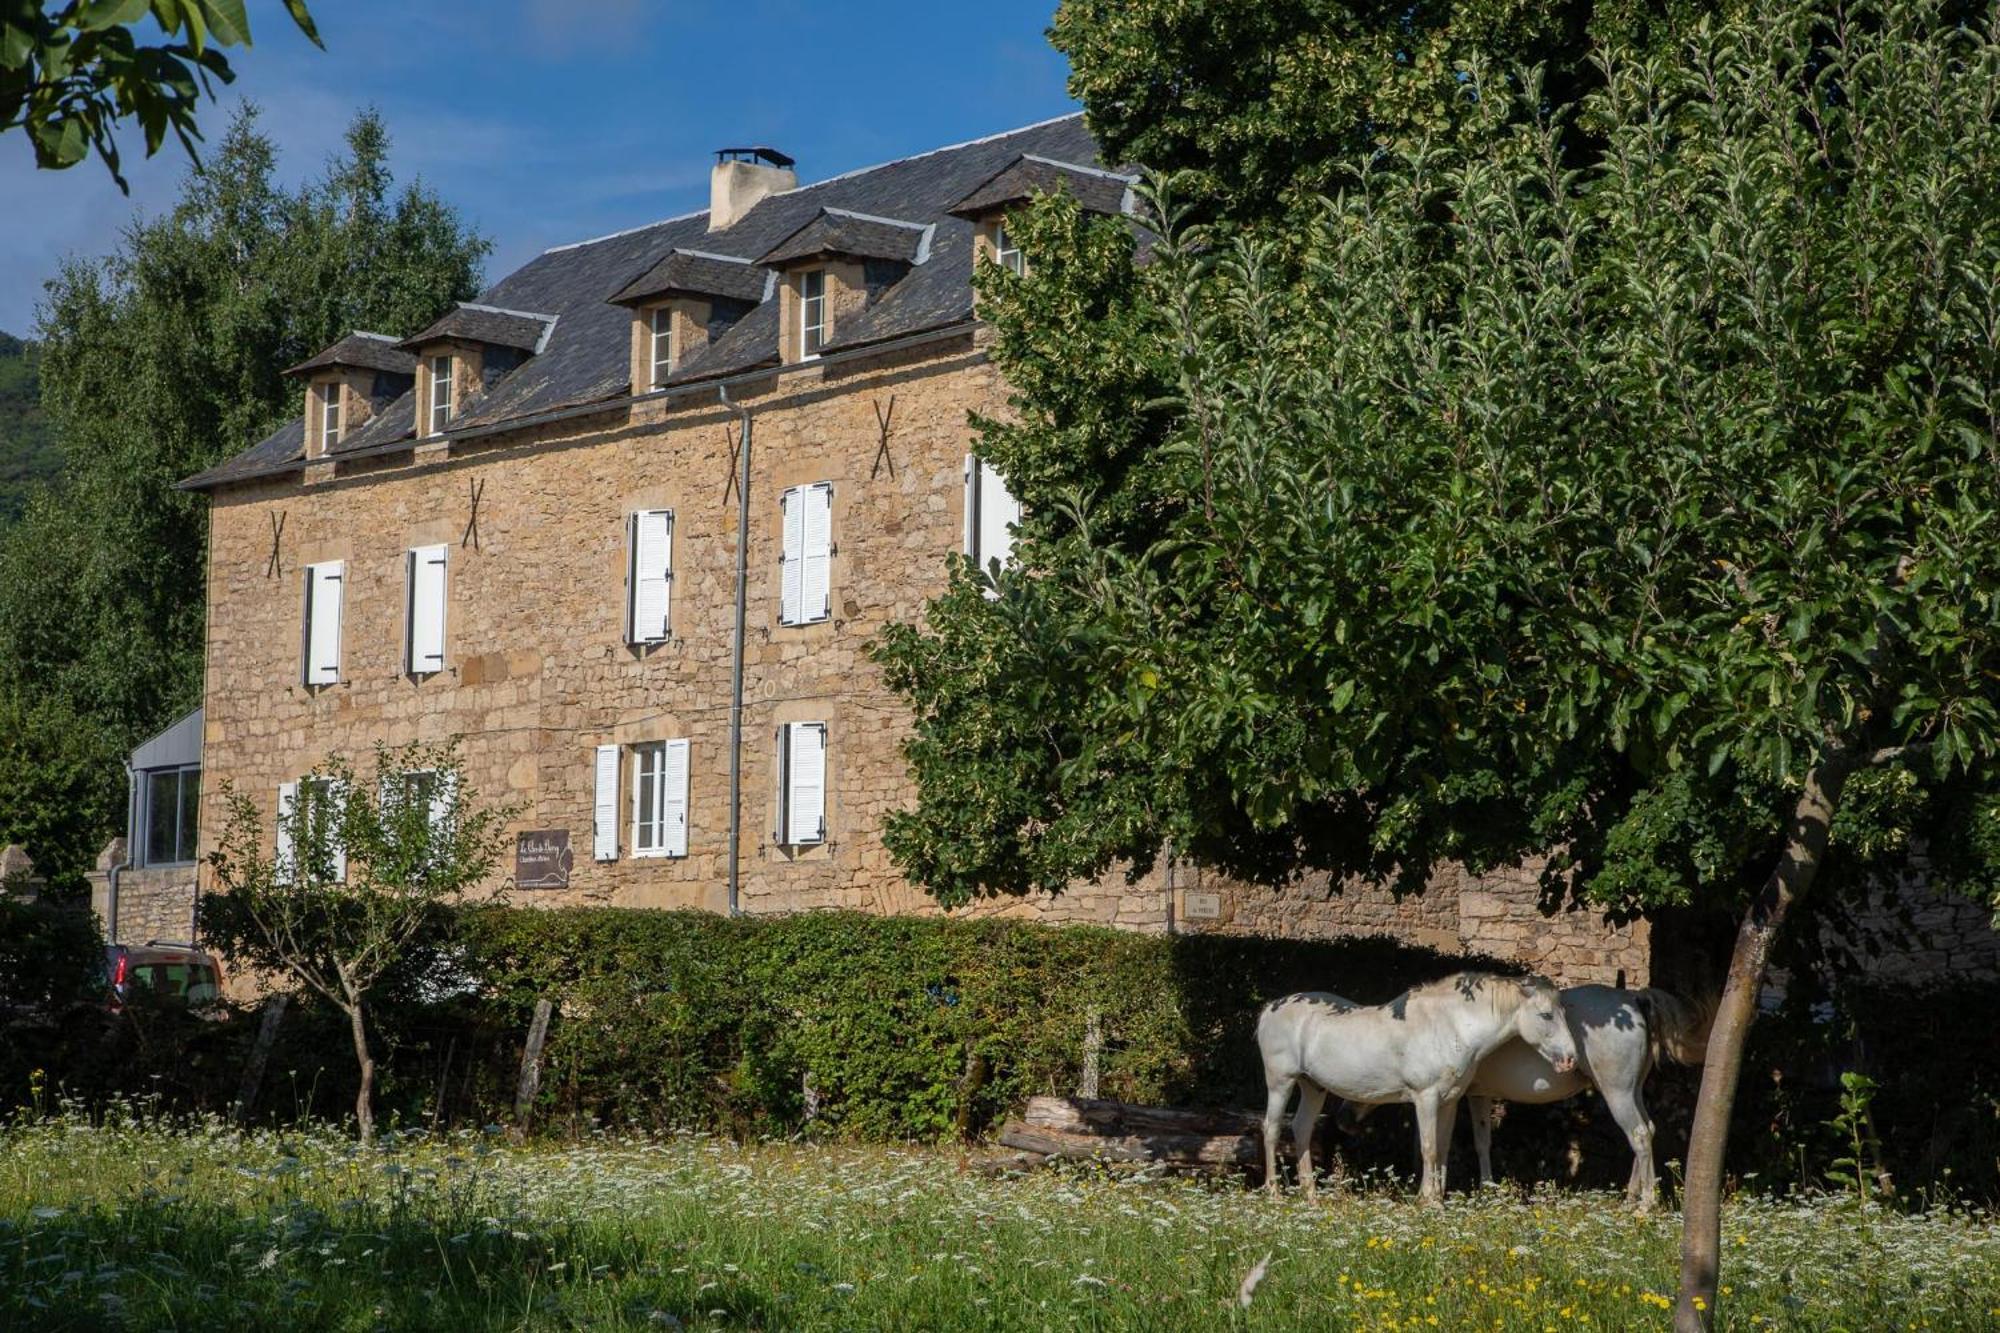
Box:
304;562;344;684
276;781;298;878
628;510;673;643
779;487;804;625
407;545;448;673
662;738;689;857
962;453;978;558
328;780;349;883
978;461;1020;571
786;722;826;845
802;482;832;621
593;744;619;861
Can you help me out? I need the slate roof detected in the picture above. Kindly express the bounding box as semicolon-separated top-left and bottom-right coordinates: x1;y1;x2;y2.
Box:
948;153;1136;218
609;249;771;307
756;208;932;267
400;303;556;354
282;332;416;378
184;112;1104;491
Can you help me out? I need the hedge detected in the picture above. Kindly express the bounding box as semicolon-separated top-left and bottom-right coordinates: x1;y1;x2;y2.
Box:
453;907;1486;1142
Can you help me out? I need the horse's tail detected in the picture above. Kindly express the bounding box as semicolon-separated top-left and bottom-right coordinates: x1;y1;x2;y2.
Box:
1638;987;1716;1066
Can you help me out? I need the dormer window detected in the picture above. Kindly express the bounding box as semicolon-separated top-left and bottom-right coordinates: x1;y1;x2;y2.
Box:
992;220;1024;276
321;383;342;448
799;269;828;359
650;307;675;388
428;355;454;435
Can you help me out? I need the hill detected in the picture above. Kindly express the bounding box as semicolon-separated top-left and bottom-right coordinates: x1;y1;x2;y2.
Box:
0;332;59;522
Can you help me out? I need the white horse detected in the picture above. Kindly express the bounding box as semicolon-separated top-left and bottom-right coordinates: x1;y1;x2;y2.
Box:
1339;984;1712;1209
1256;972;1579;1202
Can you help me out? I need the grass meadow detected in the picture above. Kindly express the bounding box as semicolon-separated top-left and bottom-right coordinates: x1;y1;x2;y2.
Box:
2;1110;1996;1331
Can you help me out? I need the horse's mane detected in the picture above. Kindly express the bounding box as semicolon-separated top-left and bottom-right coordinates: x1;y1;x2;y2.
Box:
1406;970;1543;1017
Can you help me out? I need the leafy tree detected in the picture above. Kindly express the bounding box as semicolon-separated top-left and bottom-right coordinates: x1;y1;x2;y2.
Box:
0;332;59;522
0;104;487;878
1;0;320;190
203;742;512;1145
878;1;2000;1325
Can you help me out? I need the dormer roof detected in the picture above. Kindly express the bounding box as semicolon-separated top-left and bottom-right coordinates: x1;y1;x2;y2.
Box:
609;249;771;307
283;332;417;379
398;303;557;354
756;208;933;268
947;154;1137;219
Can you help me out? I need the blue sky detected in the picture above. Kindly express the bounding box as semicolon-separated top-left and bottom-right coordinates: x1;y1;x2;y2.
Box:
0;0;1077;335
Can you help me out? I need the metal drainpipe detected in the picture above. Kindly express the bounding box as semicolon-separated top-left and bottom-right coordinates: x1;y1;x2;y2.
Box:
108;760;135;944
720;383;753;917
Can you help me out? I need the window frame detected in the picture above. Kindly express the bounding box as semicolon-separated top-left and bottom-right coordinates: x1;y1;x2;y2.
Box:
630;741;668;857
799;269;828;359
992;219;1024;276
650;306;675;388
776;721;827;847
428;354;454;435
321;382;342;449
140;763;201;867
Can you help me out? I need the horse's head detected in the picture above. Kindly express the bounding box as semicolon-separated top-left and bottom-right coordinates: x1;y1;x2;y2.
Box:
1513;976;1578;1074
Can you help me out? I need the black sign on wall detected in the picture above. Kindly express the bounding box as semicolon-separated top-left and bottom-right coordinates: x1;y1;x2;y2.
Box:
515;830;573;890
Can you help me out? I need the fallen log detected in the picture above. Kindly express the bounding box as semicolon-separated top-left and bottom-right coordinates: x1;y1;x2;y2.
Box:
1021;1095;1263;1139
996;1119;1260;1167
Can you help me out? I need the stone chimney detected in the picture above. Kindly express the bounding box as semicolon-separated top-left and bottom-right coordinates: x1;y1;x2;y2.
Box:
710;147;796;232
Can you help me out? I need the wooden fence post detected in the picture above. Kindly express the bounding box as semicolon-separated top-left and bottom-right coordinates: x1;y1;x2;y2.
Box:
232;994;289;1124
511;997;555;1142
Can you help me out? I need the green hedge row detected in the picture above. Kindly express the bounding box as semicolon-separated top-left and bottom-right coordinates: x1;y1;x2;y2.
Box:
454;907;1480;1142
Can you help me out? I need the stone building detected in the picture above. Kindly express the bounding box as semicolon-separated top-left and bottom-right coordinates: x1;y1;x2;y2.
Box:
161;112;1980;990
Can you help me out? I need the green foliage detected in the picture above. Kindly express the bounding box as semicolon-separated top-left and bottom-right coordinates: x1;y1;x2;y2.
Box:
455;906;1476;1141
0;893;102;1015
0;105;486;882
0;0;321;190
1825;1070;1889;1207
0;332;58;523
879;0;2000;929
0;689;120;888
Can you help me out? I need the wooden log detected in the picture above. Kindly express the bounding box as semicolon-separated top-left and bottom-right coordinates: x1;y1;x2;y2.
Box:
510;996;555;1142
996;1120;1260;1167
1022;1095;1263;1138
231;993;289;1125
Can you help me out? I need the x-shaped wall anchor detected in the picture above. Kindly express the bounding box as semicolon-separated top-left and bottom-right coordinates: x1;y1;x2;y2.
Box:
264;510;286;578
461;477;485;549
721;422;742;505
870;394;898;479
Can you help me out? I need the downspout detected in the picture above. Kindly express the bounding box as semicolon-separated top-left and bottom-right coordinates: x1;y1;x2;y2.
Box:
108;760;135;944
720;383;753;917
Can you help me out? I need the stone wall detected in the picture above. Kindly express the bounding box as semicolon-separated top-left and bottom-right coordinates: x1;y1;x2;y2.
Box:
196;330;1656;986
84;840;200;945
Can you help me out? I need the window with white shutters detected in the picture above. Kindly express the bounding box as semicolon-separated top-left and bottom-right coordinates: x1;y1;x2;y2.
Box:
302;561;344;685
626;510;674;644
630;739;689;857
778;483;832;626
777;721;827;846
406;545;448;674
592;743;619;862
963;455;1021;577
278;777;345;882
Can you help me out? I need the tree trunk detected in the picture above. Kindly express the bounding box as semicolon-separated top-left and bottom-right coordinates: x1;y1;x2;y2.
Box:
346;998;377;1147
1675;758;1849;1332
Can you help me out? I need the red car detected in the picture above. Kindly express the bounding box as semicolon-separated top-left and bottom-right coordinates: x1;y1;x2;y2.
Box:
106;941;222;1010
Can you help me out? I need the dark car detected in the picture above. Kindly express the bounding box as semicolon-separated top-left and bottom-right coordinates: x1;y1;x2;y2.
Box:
106;941;222;1010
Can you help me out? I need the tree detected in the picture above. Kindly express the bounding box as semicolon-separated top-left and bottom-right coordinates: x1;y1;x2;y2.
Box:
0;103;487;879
1;0;320;191
876;1;2000;1326
203;742;512;1145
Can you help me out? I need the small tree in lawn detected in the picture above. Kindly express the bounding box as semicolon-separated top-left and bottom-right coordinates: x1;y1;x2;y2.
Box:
204;741;509;1145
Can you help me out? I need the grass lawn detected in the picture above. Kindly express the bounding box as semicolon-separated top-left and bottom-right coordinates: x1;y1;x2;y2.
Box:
1;1112;1995;1331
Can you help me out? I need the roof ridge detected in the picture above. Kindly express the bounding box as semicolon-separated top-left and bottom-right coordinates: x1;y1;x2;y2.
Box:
820;206;931;231
458;301;558;322
353;331;402;342
765;110;1086;199
1019;154;1138;183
